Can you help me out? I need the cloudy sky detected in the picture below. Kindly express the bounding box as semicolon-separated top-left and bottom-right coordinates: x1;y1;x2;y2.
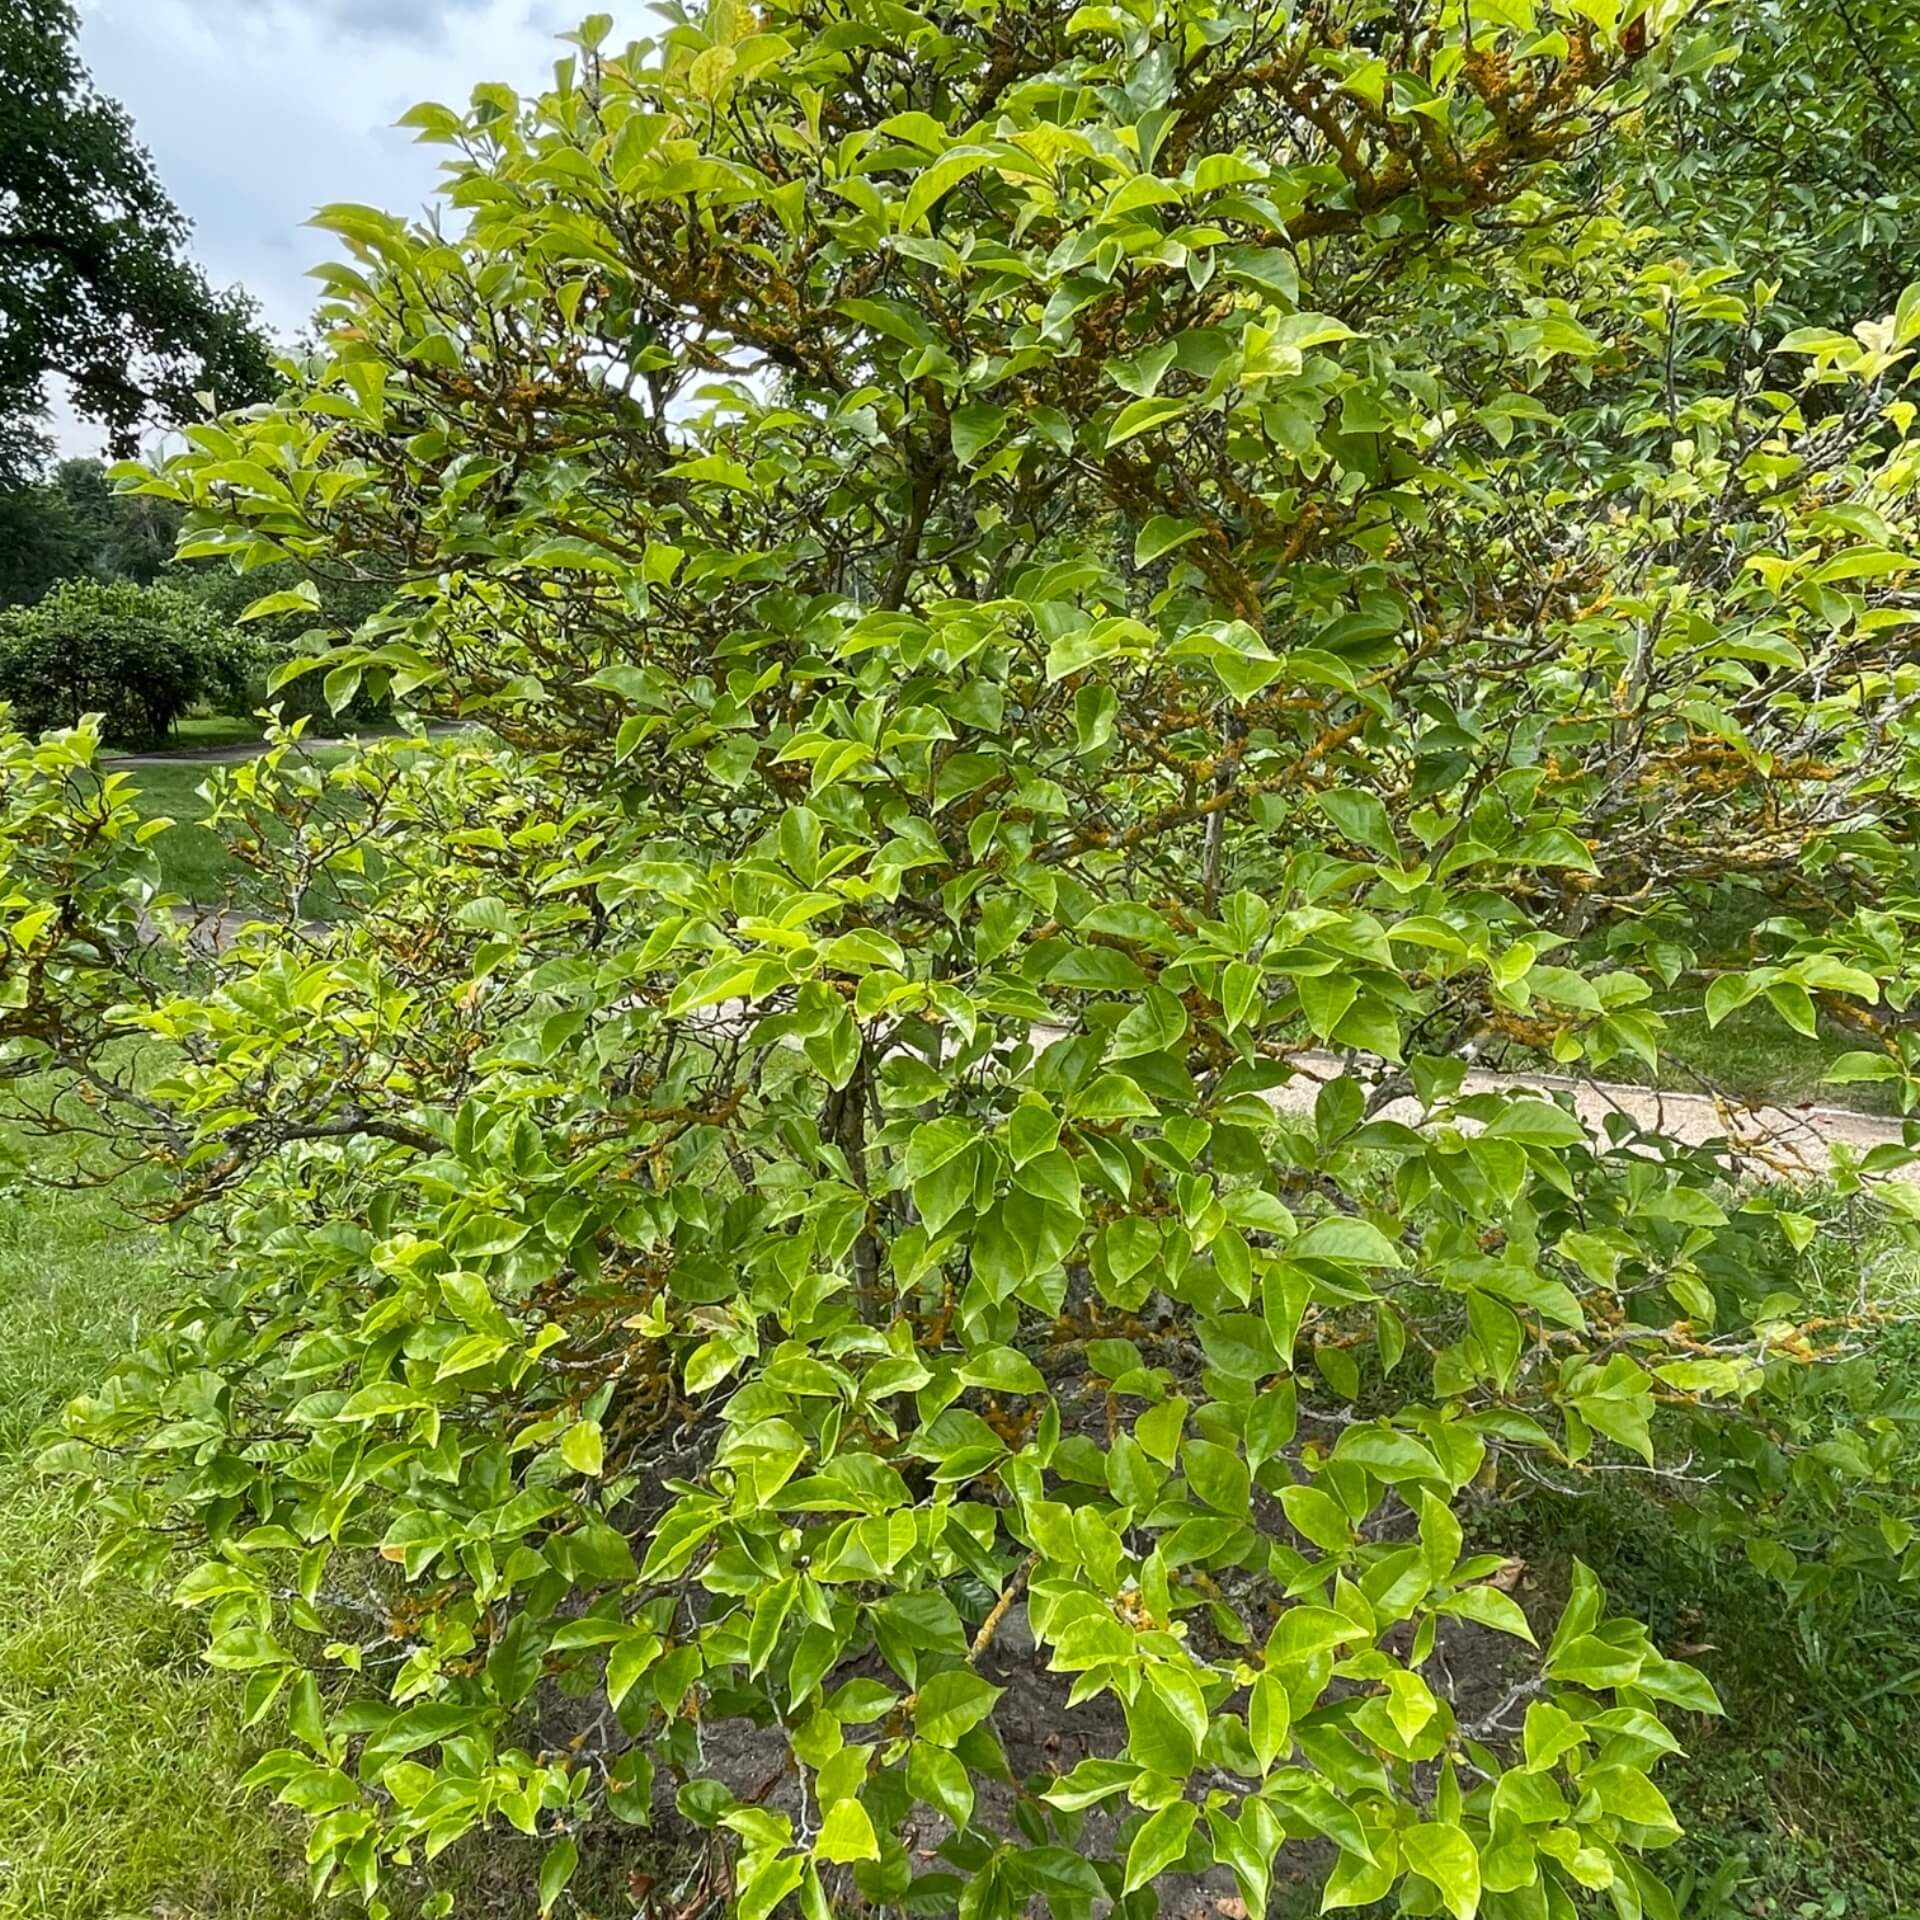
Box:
53;0;593;453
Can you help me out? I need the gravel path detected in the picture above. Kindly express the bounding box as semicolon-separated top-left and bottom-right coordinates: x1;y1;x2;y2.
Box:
109;740;284;768
138;932;1917;1179
1271;1050;1913;1180
106;723;469;769
115;735;1908;1178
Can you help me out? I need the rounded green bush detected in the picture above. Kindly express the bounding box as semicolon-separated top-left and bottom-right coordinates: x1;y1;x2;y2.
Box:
0;578;255;749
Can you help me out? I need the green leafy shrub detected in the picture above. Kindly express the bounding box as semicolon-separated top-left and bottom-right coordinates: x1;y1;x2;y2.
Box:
0;578;255;748
7;5;1920;1919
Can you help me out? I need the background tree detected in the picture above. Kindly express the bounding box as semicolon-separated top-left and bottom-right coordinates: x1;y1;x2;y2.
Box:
0;465;382;731
0;457;189;609
0;471;94;609
51;457;186;586
184;552;395;724
0;0;274;484
1623;0;1920;331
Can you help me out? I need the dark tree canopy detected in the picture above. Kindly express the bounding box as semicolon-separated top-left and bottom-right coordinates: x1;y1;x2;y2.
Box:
0;0;274;482
1626;0;1920;330
0;458;185;608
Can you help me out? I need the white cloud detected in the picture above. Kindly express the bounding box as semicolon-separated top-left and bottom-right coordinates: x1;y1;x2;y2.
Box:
50;0;587;457
194;0;504;44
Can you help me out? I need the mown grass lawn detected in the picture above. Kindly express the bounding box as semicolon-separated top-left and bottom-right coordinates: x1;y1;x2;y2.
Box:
1567;899;1915;1118
112;759;244;900
0;1174;313;1920
0;1131;614;1920
138;713;269;754
1521;985;1909;1117
118;748;366;907
1485;1478;1920;1919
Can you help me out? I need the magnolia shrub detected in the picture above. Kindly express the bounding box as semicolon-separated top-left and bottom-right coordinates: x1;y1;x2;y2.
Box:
9;2;1920;1916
